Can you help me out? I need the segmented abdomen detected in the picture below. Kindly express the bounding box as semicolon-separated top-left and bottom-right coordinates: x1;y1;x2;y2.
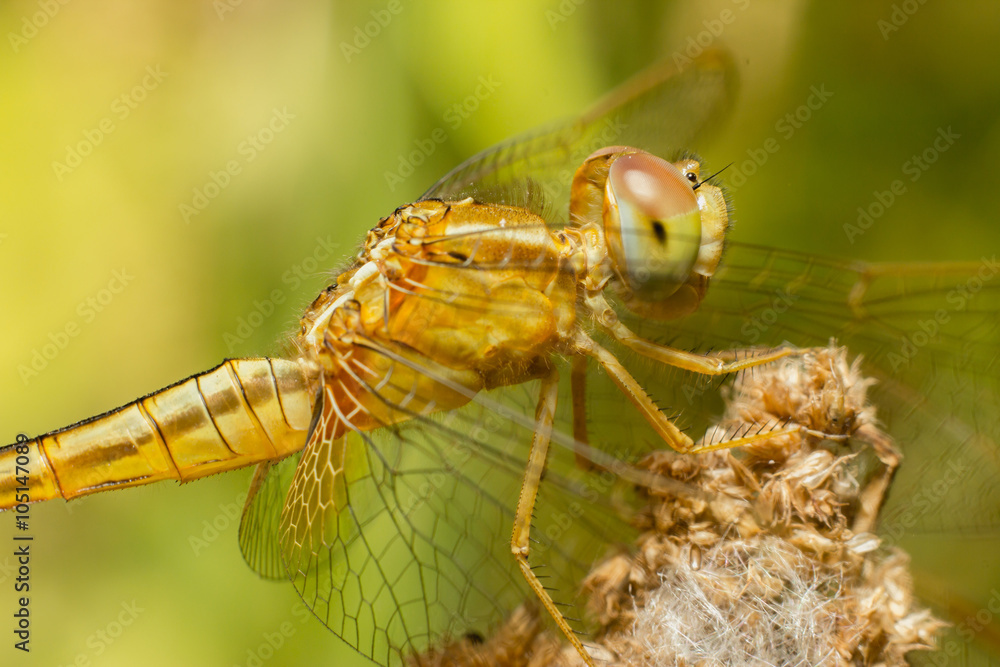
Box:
0;358;318;510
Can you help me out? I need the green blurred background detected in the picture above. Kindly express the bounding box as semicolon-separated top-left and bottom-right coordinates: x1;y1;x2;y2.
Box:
1;1;998;665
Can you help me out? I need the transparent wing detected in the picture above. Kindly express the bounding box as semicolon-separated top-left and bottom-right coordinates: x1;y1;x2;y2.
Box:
238;45;996;663
635;243;1000;530
421;49;735;220
245;233;999;663
239;454;302;579
273;375;634;665
603;242;1000;661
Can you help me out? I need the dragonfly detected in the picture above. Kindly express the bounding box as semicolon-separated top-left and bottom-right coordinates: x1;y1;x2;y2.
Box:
2;49;999;666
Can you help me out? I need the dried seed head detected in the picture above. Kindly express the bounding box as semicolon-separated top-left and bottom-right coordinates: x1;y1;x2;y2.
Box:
414;345;944;666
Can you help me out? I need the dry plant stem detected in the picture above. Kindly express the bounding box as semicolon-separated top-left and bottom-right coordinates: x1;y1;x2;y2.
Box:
414;344;946;667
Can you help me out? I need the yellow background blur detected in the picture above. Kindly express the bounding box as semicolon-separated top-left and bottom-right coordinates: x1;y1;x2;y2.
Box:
1;1;999;665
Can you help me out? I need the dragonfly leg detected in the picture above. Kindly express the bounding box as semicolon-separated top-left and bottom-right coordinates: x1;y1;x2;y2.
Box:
511;368;597;667
575;331;811;455
571;355;600;471
585;293;796;375
574;331;695;453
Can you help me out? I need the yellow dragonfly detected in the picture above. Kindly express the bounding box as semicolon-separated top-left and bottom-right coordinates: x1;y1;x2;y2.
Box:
2;50;999;665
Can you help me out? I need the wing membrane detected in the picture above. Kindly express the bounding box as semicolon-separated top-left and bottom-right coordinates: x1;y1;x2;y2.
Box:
239;455;302;579
422;49;735;220
263;231;999;663
609;243;1000;530
245;47;999;662
273;373;633;665
609;242;1000;659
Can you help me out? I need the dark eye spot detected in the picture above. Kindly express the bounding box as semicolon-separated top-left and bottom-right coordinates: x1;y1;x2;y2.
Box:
686;172;698;184
464;631;485;645
652;220;667;244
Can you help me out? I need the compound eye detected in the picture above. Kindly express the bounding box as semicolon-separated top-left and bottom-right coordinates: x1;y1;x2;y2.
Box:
604;152;702;298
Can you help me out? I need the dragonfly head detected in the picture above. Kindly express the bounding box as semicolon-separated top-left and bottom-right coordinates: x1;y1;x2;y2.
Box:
580;147;729;319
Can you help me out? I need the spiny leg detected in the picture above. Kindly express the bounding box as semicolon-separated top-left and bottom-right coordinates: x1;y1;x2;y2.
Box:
575;331;808;455
511;368;596;667
585;293;795;374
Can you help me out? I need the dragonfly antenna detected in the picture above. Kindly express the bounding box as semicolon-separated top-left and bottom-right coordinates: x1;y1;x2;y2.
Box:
694;162;733;190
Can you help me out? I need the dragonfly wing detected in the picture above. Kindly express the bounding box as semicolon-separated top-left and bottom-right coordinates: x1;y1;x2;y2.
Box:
597;242;1000;657
642;244;1000;529
239;454;302;579
421;49;735;219
276;375;633;665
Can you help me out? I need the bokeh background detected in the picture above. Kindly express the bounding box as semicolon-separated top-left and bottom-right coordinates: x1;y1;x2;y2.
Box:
1;1;999;665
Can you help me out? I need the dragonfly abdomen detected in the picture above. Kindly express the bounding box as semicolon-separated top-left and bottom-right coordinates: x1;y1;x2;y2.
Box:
0;358;319;509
